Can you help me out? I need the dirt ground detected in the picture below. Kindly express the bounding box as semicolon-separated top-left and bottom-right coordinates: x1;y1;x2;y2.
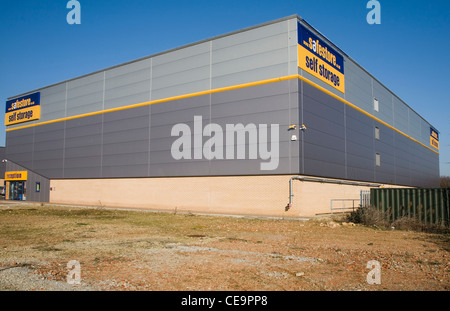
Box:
0;201;448;291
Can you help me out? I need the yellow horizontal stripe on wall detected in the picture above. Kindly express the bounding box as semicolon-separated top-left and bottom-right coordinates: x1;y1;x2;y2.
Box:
6;74;438;155
296;75;439;155
6;75;298;132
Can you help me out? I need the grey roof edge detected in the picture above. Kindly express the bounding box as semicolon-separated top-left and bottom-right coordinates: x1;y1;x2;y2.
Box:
8;14;437;132
8;14;300;100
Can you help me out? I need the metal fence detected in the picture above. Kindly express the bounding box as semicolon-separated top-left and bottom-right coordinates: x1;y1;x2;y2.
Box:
360;190;371;208
330;199;359;215
370;188;450;226
329;191;372;215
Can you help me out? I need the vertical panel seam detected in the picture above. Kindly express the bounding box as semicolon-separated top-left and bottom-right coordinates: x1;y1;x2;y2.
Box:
31;125;35;171
344;104;347;179
100;71;106;177
371;78;375;182
208;40;213;208
287;20;292;173
148;58;153;176
62;82;68;178
301;80;304;175
209;41;213;179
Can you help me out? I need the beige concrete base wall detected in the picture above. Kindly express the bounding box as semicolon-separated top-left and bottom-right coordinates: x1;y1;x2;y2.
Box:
49;176;405;217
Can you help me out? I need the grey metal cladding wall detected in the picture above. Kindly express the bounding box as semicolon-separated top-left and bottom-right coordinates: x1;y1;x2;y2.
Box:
16;17;296;130
345;107;375;182
27;173;50;203
372;80;393;125
6;79;298;179
4;17;302;180
67;72;104;116
374;121;396;184
209;78;299;175
392;96;409;135
347;60;435;149
408;106;422;142
353;62;435;149
296;23;439;184
300;78;439;187
33;122;65;178
5;127;34;170
344;60;373;113
419;116;433;147
40;83;67;123
105;59;151;110
5;16;439;186
391;124;439;188
149;94;211;177
393;131;412;186
64;114;103;178
410;140;440;187
212;18;298;88
149;79;299;177
301;81;346;179
102;105;150;178
0;148;5;177
297;22;436;148
406;110;434;149
152;42;210;100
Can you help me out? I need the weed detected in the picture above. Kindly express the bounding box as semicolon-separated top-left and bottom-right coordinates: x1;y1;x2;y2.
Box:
347;206;389;229
347;206;450;234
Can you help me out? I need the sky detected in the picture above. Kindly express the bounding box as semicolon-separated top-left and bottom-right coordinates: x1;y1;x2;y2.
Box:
0;0;449;176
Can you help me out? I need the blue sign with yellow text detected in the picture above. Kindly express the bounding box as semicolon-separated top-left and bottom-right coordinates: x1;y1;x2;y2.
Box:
5;92;41;126
298;23;345;93
430;128;439;150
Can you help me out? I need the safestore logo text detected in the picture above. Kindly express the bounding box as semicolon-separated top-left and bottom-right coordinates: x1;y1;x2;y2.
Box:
430;128;439;150
5;92;41;126
171;116;280;171
298;23;345;94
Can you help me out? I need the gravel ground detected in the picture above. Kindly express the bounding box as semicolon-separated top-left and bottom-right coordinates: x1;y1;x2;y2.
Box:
0;265;92;291
0;202;448;291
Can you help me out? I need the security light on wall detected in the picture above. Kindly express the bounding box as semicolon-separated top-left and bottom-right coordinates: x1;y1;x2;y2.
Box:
288;124;307;131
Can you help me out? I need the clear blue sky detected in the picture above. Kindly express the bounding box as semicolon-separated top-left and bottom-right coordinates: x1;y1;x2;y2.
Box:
1;0;449;176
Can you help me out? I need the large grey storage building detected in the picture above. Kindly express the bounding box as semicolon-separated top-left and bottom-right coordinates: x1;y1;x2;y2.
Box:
3;15;440;217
